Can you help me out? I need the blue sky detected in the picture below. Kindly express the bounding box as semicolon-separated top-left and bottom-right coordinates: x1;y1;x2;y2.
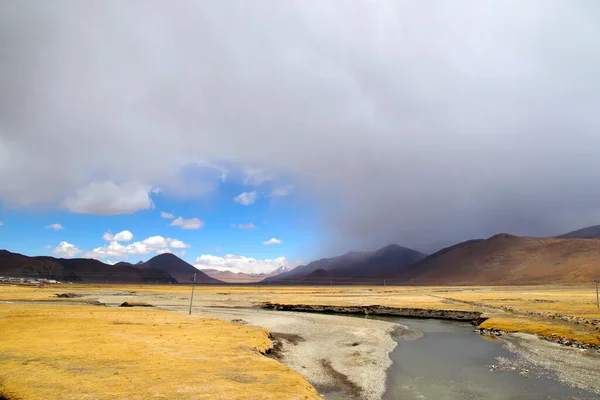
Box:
0;173;320;274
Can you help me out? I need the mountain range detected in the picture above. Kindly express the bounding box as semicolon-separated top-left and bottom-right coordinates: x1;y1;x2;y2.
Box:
263;226;600;285
3;225;600;285
0;251;220;284
556;224;600;239
201;266;291;283
268;244;426;284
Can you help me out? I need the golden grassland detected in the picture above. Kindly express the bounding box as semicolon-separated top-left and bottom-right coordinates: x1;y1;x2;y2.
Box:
0;302;318;400
1;282;599;399
440;286;600;319
479;316;598;344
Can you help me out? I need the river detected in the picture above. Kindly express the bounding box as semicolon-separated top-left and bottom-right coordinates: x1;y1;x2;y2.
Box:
329;316;599;400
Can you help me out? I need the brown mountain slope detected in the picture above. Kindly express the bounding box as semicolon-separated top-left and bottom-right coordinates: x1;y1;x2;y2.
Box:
556;225;600;239
132;253;221;284
396;234;600;284
0;250;176;283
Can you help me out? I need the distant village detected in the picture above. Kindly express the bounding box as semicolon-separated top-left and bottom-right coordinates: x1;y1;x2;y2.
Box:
0;276;66;285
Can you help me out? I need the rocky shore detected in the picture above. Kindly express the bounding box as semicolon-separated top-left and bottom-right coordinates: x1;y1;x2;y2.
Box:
194;306;400;400
261;302;484;322
434;295;600;329
477;327;600;351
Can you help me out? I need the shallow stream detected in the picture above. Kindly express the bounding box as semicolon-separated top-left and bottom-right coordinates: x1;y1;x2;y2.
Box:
327;316;597;400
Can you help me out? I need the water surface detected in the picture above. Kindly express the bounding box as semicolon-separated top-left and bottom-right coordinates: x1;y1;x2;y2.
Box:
367;316;597;400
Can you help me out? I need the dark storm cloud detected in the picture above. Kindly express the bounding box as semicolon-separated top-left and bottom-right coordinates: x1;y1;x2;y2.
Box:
1;1;600;254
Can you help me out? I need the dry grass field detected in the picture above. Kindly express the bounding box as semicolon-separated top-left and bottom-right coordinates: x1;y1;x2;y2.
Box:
0;301;318;400
1;283;599;399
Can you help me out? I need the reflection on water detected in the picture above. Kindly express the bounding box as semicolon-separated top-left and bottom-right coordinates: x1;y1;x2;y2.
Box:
366;317;597;400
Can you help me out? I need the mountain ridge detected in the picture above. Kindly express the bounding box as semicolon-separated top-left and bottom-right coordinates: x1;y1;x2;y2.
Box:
391;234;600;284
0;250;221;284
556;225;600;239
268;244;426;283
201;265;293;283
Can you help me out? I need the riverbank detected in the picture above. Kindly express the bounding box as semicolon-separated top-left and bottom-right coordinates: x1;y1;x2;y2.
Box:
261;302;484;321
171;306;401;400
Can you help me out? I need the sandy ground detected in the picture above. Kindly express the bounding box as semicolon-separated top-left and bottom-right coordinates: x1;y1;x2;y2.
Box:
179;306;398;400
502;333;600;395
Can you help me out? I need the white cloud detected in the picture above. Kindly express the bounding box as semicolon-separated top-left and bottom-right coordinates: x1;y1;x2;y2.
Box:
62;181;154;215
151;187;162;194
5;2;600;251
52;241;82;258
263;237;283;245
168;239;189;249
44;245;52;249
0;221;3;226
270;185;294;197
85;235;190;260
238;223;255;229
102;230;134;242
195;254;303;274
45;223;64;230
243;167;273;185
197;161;228;182
160;211;175;219
234;191;258;206
170;216;204;230
156;248;187;257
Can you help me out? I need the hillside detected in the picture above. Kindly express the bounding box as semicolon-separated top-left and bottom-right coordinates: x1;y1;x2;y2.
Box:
394;234;600;284
135;253;220;284
0;250;221;284
269;244;426;283
557;225;600;239
0;250;175;283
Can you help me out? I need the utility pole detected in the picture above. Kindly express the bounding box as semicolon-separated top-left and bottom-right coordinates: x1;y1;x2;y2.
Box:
189;273;196;315
595;280;599;308
384;279;386;287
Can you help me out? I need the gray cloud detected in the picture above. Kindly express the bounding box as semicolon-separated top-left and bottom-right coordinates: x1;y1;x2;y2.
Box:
1;1;600;255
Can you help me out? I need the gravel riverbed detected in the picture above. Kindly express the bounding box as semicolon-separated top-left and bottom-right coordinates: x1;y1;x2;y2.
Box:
196;307;400;400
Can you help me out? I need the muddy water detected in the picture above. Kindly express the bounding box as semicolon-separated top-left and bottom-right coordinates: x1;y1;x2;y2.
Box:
361;317;598;400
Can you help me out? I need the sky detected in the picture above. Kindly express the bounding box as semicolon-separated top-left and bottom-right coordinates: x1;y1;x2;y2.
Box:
1;1;600;273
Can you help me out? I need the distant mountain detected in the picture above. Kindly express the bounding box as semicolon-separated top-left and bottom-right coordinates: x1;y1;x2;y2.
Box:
137;253;220;284
0;250;222;284
392;234;600;284
556;225;600;239
269;244;426;284
201;265;292;283
0;250;175;283
271;266;291;275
